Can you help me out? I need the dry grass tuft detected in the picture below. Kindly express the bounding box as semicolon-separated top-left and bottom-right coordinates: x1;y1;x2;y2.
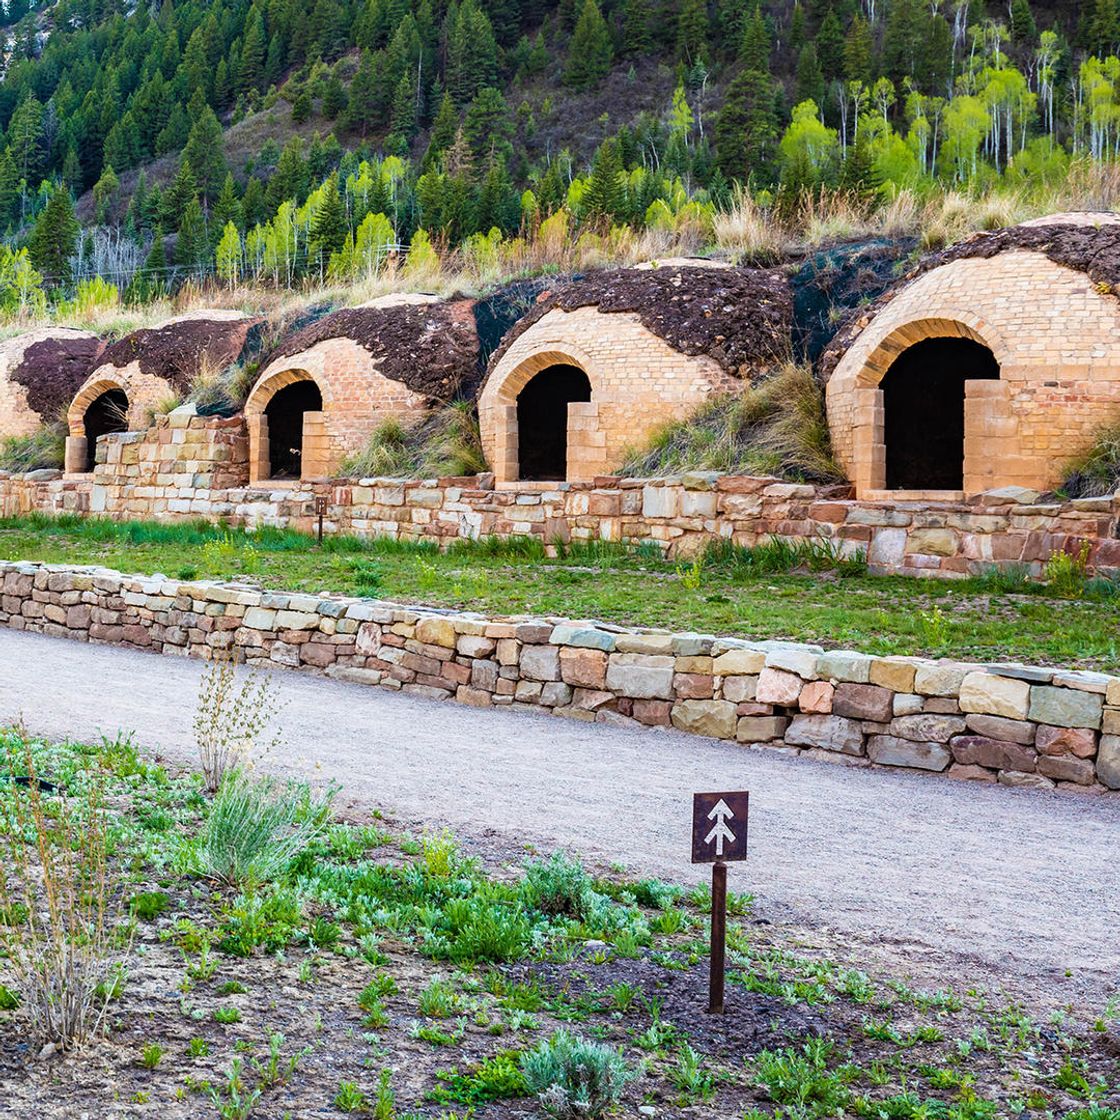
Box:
341;401;487;480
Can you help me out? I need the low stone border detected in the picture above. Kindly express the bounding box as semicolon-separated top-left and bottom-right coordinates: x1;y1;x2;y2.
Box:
2;561;1118;794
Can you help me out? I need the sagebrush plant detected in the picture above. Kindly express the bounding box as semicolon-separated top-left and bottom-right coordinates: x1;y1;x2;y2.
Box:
0;734;132;1048
194;651;284;792
194;769;333;887
520;1030;633;1119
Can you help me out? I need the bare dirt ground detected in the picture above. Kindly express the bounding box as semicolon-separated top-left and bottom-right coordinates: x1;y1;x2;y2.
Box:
2;628;1118;1010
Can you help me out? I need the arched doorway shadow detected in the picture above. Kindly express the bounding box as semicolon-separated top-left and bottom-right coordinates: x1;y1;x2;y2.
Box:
82;387;129;471
515;364;592;481
881;337;1000;490
264;380;323;480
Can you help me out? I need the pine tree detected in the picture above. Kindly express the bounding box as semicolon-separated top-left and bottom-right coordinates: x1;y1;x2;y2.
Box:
390;72;418;141
1091;0;1120;57
446;0;499;105
424;92;459;170
28;185;79;285
844;13;874;86
345;50;389;135
565;0;613;90
211;173;243;238
464;87;513;163
163;159;198;227
796;44;825;107
322;73;348;119
583;137;624;221
240;13;267;93
816;7;845;82
309;172;347;271
268;138;308;210
1009;0;1037;48
176;196;208;272
677;0;708;65
183;105;226;202
714;66;778;184
740;5;770;71
623;0;652;54
93;165;120;224
0;151;20;231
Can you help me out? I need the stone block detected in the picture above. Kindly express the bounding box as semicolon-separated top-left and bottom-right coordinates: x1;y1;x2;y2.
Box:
869;657;917;692
673;673;714;700
832;683;894;722
784;714;864;755
606;653;675;699
712;649;766;675
950;735;1037;773
670;700;738;739
997;770;1054;790
964;714;1035;745
755;667;803;706
457;635;496;658
721;675;758;704
520;644;561;682
867;735;951;771
958;672;1030;719
549;624;616;651
892;693;923;716
1035;725;1097;759
1028;685;1103;730
799;680;834;714
888;713;967;743
947;763;997;783
416;617;456;648
736;715;789;743
632;698;672;726
817;651;872;683
764;648;819;679
540;681;573;707
913;663;969;696
1036;754;1096;785
559;647;608;689
1097;736;1120;789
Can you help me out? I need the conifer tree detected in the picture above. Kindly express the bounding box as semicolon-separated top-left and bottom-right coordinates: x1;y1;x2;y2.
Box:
583;137;624;221
163;159;198;227
28;185;79;285
714;66;778;184
1009;0;1037;48
345;50;389;135
240;13;267;93
565;0;613;89
740;5;770;71
796;43;825;107
0;151;19;231
211;173;243;239
309;172;347;271
677;0;708;65
623;0;652;54
175;196;208;272
183;105;226;202
844;13;874;86
424;92;459;170
816;7;845;81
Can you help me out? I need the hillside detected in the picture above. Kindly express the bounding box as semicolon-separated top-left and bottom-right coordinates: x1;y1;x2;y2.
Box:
0;0;1112;306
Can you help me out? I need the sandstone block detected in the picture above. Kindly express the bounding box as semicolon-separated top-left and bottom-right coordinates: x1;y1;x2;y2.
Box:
712;649;766;676
671;700;738;739
888;713;966;743
455;686;492;707
755;668;803;706
869;658;917;692
606;653;674;700
471;660;500;691
947;763;997;783
784;714;863;755
997;770;1054;790
1097;736;1120;789
817;651;872;683
721;675;758;703
540;681;573;707
958;672;1030;719
736;716;789;743
892;693;923;716
549;624;616;651
1028;685;1103;730
1036;754;1096;785
520;644;561;682
559;647;608;689
867;735;950;771
673;673;714;700
799;681;834;714
950;735;1036;773
1035;724;1097;759
457;635;496;658
415;618;456;648
242;606;277;630
632;698;672;726
832;683;893;722
964;714;1035;745
913;663;969;696
764;648;819;679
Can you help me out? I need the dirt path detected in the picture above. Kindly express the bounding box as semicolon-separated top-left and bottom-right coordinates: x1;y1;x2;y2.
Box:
3;628;1118;1003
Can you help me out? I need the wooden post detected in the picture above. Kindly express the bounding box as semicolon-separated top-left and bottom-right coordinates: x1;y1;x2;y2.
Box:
709;860;727;1014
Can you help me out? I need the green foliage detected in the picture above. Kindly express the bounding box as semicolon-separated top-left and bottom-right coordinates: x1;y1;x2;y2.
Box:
194;770;333;887
754;1038;850;1113
1045;542;1093;600
1063;422;1120;498
520;1030;633;1118
522;852;597;919
0;425;64;473
129;891;170;921
341;402;486;480
431;1050;528;1104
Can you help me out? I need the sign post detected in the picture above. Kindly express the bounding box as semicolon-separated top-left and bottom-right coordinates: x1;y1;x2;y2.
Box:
691;790;749;1014
314;495;328;546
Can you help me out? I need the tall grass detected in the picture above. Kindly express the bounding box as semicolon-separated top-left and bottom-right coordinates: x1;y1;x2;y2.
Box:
1061;422;1120;498
0;424;65;472
620;363;844;483
341;401;487;480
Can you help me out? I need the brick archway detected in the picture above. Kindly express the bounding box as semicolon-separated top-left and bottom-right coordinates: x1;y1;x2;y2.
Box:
482;346;606;484
64;375;131;475
244;367;329;483
67;375;129;438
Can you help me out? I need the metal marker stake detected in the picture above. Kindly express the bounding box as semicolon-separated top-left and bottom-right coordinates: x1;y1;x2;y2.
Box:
709;860;727;1014
315;495;327;546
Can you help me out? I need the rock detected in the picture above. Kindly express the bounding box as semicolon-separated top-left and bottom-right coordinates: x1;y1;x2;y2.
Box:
755;667;803;706
414;617;456;648
950;735;1037;773
712;649;766;675
540;681;573;707
1036;754;1096;785
721;675;758;703
764;648;819;679
1028;685;1103;730
1050;670;1114;695
1096;736;1120;789
832;683;894;722
892;693;924;716
632;698;672;726
964;714;1035;745
981;485;1041;505
906;528;957;557
38;1042;57;1060
549;624;616;651
869;657;918;692
958;672;1030;719
784;714;864;755
799;680;834;714
998;770;1054;789
913;663;970;696
671;700;738;739
888;713;967;743
867;735;951;771
817;650;872;683
1035;725;1097;758
559;647;608;689
606;653;675;699
736;715;789;743
947;763;997;783
615;633;675;655
520;644;561;682
457;634;496;658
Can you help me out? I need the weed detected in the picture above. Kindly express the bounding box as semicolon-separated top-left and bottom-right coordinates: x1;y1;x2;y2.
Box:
215;1006;242;1024
521;1030;633;1118
1045;542;1093;599
671;1042;715;1102
129;891;170;920
419;977;460;1018
187;1037;210;1059
335;1079;369;1113
250;1031;308;1087
139;1042;164;1069
209;1058;261;1120
754;1038;850;1113
430;1050;528;1105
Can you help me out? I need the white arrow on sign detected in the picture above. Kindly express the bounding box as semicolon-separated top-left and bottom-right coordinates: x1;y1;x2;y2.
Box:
704;798;736;857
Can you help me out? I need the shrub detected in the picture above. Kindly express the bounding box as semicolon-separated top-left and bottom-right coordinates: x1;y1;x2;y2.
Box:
195;770;333;887
1062;422;1120;498
520;1030;633;1118
194;654;284;793
0;424;66;472
1044;541;1092;600
0;738;132;1048
522;852;596;919
342;401;487;479
619;364;844;484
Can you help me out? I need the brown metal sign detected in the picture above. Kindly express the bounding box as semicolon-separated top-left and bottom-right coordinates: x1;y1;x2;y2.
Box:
691;791;749;864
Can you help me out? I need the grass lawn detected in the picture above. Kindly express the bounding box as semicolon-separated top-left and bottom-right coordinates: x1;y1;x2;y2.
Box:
3;729;1118;1118
1;513;1117;671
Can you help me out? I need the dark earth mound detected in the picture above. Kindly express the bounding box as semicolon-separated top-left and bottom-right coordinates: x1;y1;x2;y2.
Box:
484;264;793;382
264;299;480;401
98;316;260;393
10;334;105;421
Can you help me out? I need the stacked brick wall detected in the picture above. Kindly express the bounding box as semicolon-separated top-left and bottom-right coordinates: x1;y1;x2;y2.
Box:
2;560;1118;795
2;448;1120;577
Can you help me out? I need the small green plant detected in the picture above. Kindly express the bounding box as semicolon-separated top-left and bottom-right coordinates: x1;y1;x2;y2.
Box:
676;555;704;590
520;1030;633;1118
139;1042;165;1069
754;1038;850;1112
522;852;596;919
917;605;950;648
419;977;460;1018
335;1079;370;1112
671;1041;715;1102
187;1036;210;1059
431;1050;529;1105
372;1069;395;1120
129;891;170;920
215;1006;242;1024
209;1058;261;1120
1045;541;1093;599
219;980;248;995
250;1031;307;1087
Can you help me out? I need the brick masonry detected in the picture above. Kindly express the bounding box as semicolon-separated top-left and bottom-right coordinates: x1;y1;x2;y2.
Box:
2;415;1120;578
3;560;1118;795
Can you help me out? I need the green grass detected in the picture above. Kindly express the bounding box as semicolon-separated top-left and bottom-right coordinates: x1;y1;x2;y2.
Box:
1;514;1119;669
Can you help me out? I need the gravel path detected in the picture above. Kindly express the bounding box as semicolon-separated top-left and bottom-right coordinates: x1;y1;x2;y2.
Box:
2;629;1117;999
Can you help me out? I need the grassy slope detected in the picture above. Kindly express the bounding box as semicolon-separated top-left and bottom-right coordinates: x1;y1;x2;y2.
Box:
1;516;1117;669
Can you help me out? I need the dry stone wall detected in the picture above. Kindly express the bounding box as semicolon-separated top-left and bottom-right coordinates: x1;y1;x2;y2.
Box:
2;560;1118;795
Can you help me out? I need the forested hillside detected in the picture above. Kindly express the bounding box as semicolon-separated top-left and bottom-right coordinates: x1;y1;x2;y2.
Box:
0;0;1114;309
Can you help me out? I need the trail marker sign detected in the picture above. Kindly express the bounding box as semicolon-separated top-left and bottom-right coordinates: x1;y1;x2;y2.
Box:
691;790;749;1014
691;791;749;864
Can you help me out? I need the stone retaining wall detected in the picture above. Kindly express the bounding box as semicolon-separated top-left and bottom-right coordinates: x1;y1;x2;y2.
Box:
3;561;1118;794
